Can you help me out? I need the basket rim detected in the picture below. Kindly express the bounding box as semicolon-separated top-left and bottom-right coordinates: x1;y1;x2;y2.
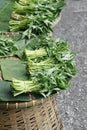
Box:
0;93;57;110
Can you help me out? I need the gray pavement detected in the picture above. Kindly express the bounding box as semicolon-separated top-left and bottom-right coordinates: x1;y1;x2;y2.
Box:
53;0;87;130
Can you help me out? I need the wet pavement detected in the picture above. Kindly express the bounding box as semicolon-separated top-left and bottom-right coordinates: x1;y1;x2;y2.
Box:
53;0;87;130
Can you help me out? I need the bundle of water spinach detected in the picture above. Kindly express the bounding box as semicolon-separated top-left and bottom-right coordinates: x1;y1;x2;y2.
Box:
11;36;76;97
9;0;65;38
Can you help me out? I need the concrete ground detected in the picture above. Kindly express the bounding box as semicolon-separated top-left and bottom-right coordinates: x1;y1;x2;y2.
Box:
53;0;87;130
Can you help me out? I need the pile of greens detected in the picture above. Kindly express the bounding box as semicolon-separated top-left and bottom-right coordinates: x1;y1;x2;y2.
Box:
0;34;28;58
0;35;18;56
0;0;76;100
11;36;76;97
9;0;65;38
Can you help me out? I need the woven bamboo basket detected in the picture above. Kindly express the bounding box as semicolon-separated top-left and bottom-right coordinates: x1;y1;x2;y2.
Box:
0;94;64;130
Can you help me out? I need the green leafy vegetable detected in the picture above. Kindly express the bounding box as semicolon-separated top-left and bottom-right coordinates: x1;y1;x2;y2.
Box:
24;48;47;60
11;36;76;97
26;58;55;74
0;35;18;56
9;0;65;38
11;79;42;96
0;34;27;58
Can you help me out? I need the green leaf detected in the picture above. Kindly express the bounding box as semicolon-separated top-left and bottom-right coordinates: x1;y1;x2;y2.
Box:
14;39;26;58
0;0;16;31
0;59;28;81
0;80;30;101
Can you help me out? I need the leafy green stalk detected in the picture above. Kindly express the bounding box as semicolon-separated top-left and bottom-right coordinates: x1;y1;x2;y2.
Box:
9;18;29;31
13;2;36;15
26;58;55;74
24;48;47;60
11;79;42;96
11;13;27;21
19;0;40;5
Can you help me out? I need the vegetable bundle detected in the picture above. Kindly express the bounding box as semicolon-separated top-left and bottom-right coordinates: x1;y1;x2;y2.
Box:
11;36;76;97
9;0;65;38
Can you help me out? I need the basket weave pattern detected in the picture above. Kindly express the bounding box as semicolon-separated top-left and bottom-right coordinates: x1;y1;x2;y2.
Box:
0;95;64;130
